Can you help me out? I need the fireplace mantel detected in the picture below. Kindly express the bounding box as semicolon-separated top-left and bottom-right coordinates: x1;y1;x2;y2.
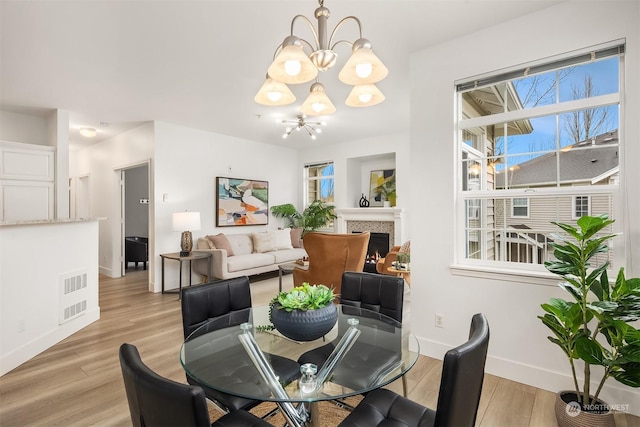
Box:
335;207;406;246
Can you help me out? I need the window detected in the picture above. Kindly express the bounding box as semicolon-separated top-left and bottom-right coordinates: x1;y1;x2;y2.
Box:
573;196;590;218
512;198;529;218
304;162;334;205
456;42;623;271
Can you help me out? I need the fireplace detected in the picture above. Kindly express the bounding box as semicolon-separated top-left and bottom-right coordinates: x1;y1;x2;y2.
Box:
353;231;390;273
334;207;406;247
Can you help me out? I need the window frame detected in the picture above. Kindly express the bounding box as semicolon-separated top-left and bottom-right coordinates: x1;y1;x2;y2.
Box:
453;41;624;277
511;197;529;218
303;161;334;207
573;195;591;219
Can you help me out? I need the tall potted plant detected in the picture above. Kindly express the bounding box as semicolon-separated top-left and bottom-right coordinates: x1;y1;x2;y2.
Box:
539;215;640;426
270;200;336;236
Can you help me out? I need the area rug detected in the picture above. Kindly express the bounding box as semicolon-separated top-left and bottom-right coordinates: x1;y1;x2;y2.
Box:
208;396;362;426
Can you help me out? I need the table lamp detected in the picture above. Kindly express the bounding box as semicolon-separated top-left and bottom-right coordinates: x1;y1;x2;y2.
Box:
172;211;201;256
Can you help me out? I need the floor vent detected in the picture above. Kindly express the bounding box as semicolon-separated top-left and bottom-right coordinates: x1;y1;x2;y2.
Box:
59;272;88;324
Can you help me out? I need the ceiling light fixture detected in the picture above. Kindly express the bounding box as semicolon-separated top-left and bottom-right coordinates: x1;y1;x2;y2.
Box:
282;114;325;140
79;127;97;137
255;0;388;115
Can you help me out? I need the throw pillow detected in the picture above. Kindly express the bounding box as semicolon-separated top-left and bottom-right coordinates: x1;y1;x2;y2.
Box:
399;240;411;254
210;233;234;256
204;236;216;249
290;228;303;248
271;228;293;250
252;232;275;253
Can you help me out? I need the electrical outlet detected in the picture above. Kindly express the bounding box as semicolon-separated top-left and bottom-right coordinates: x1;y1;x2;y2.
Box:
435;313;444;328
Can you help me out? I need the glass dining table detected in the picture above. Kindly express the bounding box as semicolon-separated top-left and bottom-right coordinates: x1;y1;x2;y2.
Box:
180;304;419;427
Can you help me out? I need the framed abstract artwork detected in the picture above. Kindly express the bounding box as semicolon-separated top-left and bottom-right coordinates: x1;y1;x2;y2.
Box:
216;177;269;226
369;169;396;207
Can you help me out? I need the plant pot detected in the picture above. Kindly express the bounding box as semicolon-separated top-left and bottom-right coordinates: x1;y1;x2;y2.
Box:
271;303;338;342
554;391;615;427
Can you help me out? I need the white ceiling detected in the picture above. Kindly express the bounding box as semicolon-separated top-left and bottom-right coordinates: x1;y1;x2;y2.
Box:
0;0;560;150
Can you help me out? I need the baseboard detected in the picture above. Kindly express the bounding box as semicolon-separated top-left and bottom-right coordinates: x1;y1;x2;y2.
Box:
417;337;640;417
1;307;100;376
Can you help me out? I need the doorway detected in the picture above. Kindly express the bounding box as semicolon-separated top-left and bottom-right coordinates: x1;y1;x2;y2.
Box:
120;164;149;276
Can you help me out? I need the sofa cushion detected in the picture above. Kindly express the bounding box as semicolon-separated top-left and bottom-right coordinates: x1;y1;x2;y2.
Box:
272;228;293;250
210;233;233;256
227;253;275;272
252;232;275;253
226;233;254;256
270;248;307;264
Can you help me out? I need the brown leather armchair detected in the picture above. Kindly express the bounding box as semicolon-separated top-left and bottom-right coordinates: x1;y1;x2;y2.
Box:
292;232;370;295
376;245;401;275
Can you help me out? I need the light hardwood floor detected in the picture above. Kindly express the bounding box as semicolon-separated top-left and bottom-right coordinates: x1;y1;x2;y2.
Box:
1;269;637;426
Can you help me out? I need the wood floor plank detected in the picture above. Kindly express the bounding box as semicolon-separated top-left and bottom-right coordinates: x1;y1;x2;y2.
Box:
1;269;638;426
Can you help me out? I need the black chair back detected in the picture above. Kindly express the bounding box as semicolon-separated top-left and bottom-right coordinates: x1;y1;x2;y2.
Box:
180;276;300;413
434;313;490;427
340;271;405;322
119;343;211;427
181;277;252;339
337;313;490;427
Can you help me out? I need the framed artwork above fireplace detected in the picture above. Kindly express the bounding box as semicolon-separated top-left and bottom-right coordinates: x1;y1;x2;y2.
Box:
369;169;396;207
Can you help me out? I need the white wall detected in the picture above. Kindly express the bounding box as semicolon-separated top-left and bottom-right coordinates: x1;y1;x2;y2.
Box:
0;110;48;145
299;131;410;219
151;121;300;293
72;123;155;279
409;1;639;414
0;220;100;375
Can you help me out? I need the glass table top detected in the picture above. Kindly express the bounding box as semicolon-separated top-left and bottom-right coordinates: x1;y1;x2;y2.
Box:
180;304;419;403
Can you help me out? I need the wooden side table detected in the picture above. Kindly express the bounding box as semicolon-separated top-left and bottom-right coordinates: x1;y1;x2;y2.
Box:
387;266;411;286
160;252;211;299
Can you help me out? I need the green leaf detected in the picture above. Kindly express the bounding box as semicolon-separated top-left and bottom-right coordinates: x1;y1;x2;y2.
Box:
610;363;640;387
575;337;605;365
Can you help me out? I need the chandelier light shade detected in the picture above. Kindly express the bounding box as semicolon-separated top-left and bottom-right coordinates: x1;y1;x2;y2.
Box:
267;37;318;84
256;0;387;114
172;211;201;256
338;39;389;85
254;76;296;106
345;83;385;107
301;82;336;116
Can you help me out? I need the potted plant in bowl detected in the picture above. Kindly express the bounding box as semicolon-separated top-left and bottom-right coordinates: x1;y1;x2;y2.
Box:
268;282;338;342
538;215;640;426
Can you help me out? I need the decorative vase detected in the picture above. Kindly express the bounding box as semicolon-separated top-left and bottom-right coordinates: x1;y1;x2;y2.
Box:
554;391;615;427
359;193;370;208
271;303;338;342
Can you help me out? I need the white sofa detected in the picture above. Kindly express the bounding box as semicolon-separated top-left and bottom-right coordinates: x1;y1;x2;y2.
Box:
193;228;306;281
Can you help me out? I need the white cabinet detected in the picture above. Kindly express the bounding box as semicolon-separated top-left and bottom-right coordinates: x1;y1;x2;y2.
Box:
1;141;55;221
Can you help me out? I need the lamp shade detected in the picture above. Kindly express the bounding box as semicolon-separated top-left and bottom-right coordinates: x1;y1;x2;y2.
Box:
300;82;336;116
267;37;318;85
338;40;388;85
254;76;296;106
345;84;385;107
172;211;201;231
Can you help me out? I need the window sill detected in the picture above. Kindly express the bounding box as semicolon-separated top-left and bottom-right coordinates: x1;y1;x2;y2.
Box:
449;264;559;286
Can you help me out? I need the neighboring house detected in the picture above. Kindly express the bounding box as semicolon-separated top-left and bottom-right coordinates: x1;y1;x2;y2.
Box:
493;130;619;263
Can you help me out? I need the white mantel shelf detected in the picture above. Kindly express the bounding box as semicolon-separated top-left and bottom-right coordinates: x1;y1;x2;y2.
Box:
335;207;406;246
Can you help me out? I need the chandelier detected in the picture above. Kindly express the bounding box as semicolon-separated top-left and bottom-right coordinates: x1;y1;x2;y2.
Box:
282;114;325;140
254;0;388;115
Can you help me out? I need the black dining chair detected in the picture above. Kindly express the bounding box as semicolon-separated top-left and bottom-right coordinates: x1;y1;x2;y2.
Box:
298;271;408;396
338;313;490;427
181;276;300;413
118;343;271;427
